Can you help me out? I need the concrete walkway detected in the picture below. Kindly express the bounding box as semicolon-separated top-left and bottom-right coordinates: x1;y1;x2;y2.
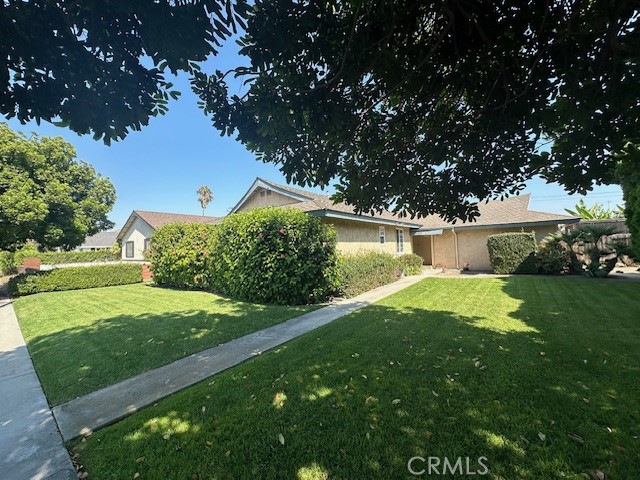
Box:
53;270;438;441
0;299;76;480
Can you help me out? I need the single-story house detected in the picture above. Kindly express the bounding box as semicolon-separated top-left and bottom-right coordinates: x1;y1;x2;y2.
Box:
119;178;579;271
116;210;220;260
76;229;120;251
231;178;579;271
231;178;422;256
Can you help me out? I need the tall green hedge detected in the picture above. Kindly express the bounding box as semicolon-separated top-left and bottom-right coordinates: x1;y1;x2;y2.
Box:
149;208;339;305
487;232;538;274
146;223;218;289
7;264;142;296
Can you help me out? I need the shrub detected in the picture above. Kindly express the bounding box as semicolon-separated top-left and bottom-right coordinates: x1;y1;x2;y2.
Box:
209;208;339;305
337;252;403;298
539;227;623;277
487;232;538;274
146;223;218;289
13;243;39;267
396;253;424;276
0;250;15;275
37;250;120;264
536;243;571;275
7;264;142;296
149;208;339;305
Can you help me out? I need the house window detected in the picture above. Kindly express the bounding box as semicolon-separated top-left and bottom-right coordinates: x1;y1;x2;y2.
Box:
144;238;150;252
125;241;134;258
379;226;386;245
259;190;266;197
266;190;272;196
396;229;404;253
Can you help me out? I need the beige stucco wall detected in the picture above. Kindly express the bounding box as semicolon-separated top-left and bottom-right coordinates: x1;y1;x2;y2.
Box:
322;218;413;256
120;217;154;261
412;236;433;264
431;225;559;271
235;188;300;211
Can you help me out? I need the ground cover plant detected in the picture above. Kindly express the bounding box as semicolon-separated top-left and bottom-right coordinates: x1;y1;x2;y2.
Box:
71;277;640;479
13;283;315;405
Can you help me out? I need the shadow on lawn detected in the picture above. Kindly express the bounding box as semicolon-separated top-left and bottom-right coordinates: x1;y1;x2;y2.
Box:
27;299;310;405
72;276;640;479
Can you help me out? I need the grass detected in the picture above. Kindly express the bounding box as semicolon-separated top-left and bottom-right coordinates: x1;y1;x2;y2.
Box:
13;283;315;405
70;276;640;479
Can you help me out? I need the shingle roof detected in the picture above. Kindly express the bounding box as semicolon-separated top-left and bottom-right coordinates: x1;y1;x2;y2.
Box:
257;178;423;227
134;210;221;229
79;230;121;248
417;194;578;231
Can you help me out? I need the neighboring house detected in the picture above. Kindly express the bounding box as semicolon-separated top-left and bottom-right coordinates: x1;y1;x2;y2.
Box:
414;195;579;270
232;178;579;271
117;211;220;261
76;230;121;251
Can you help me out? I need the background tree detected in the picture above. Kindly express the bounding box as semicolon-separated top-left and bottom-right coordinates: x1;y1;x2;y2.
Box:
0;0;247;144
564;200;625;220
197;185;214;215
194;0;639;223
0;123;116;250
615;143;640;256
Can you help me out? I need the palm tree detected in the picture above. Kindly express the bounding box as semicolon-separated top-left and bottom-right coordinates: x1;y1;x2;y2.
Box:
197;185;213;215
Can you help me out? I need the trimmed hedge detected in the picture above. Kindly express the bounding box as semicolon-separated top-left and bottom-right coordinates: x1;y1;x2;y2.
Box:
149;208;339;305
396;253;424;275
37;250;120;265
338;253;402;298
337;253;423;298
7;264;143;296
487;232;538;274
4;246;119;272
147;223;218;289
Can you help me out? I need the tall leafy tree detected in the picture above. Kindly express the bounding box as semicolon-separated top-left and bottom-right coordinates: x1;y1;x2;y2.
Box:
564;200;624;220
194;0;639;222
616;143;640;256
0;0;248;144
197;185;214;215
0;123;116;250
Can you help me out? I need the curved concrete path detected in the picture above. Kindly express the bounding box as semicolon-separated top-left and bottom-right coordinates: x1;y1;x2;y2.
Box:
53;270;439;441
0;299;76;480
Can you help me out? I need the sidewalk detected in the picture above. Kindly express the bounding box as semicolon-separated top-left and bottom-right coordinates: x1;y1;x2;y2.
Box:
53;270;438;441
0;299;76;480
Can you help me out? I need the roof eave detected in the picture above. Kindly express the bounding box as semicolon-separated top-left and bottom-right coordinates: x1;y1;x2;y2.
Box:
229;178;312;214
430;218;580;232
308;209;422;228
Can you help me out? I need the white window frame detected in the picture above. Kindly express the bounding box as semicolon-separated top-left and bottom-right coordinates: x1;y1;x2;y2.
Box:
125;241;134;258
379;226;386;245
396;229;404;254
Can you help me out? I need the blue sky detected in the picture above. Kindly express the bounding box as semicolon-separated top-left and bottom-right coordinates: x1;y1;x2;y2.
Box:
3;42;624;228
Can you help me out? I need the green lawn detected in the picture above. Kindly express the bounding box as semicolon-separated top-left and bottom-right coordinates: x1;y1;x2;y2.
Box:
70;276;640;479
13;283;315;405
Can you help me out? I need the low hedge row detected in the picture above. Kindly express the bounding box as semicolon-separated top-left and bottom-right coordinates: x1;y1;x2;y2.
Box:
337;252;423;298
0;247;119;274
36;250;120;265
8;264;143;297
